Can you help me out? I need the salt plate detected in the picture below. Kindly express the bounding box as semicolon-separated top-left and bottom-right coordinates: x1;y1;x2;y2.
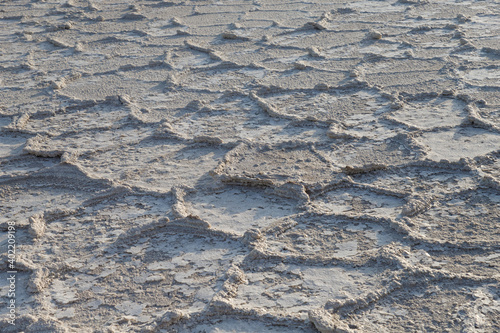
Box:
416;127;499;162
389;96;467;130
184;185;299;235
50;280;78;305
232;263;387;316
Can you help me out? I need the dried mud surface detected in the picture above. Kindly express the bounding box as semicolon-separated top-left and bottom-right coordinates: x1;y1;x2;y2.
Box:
0;0;499;332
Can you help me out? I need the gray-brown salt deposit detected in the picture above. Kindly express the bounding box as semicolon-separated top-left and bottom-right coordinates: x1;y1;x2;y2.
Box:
0;0;499;332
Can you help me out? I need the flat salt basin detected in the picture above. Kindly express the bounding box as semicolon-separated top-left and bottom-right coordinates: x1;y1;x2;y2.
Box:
416;127;500;161
464;68;500;86
233;264;383;315
391;97;466;130
189;319;316;333
186;186;298;235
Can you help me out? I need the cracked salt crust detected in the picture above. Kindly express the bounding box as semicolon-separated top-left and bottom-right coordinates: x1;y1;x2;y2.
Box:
0;0;499;332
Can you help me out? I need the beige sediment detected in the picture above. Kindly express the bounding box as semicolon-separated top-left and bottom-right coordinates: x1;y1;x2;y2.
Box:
1;0;499;331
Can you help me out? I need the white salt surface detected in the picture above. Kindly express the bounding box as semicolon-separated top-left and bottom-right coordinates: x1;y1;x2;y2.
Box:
0;0;499;332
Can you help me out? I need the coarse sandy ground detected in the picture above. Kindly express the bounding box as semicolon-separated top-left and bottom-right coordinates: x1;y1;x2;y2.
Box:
0;0;499;332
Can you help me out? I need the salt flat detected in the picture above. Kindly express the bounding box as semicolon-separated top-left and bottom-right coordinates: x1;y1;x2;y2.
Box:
0;0;499;332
